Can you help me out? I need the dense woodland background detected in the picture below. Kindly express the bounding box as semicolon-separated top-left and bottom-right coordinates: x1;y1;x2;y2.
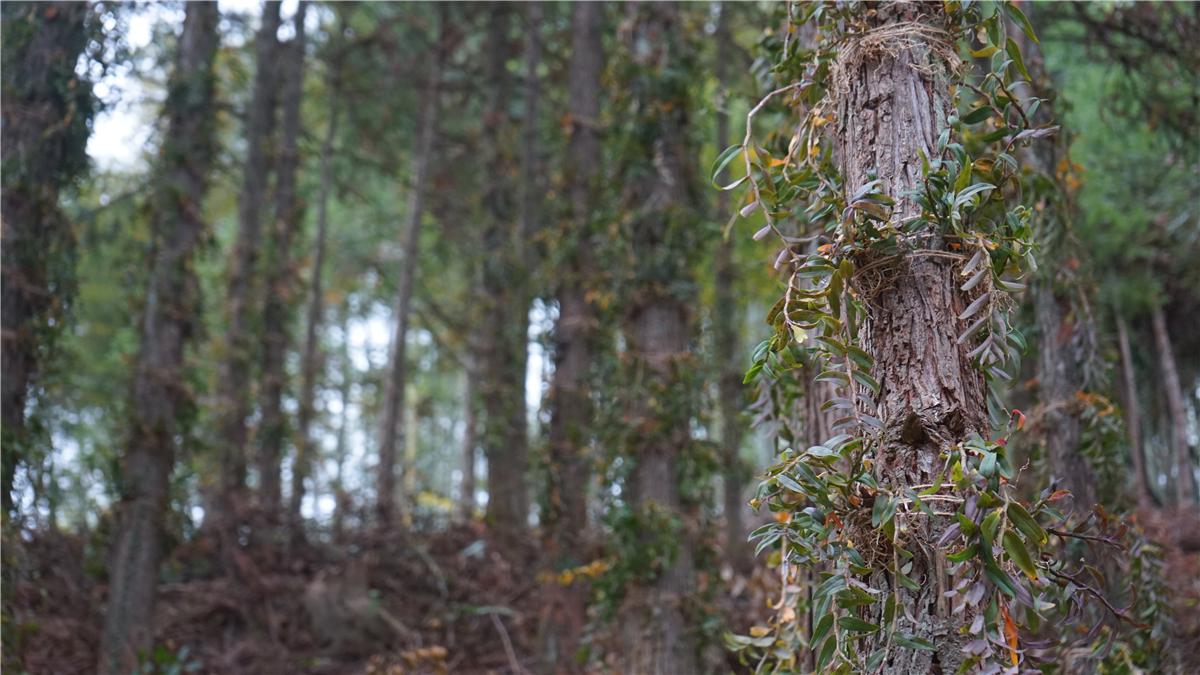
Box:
1;1;1197;673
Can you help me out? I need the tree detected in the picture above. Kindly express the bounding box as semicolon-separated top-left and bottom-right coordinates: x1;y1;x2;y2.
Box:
256;0;308;522
97;3;221;671
214;0;281;520
539;0;603;665
1;1;96;515
615;4;702;671
1152;305;1197;506
375;7;446;525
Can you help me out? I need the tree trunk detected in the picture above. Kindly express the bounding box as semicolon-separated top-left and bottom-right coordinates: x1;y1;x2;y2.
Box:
460;365;478;520
616;5;699;672
332;305;353;542
1151;305;1196;506
713;3;751;573
478;3;531;540
835;4;981;669
97;4;220;671
214;0;281;517
377;11;444;525
291;35;341;540
539;1;602;667
257;0;308;522
1115;314;1154;507
0;1;93;515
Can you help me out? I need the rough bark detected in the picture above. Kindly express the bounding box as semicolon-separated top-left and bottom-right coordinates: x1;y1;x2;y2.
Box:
539;1;602;667
257;0;308;522
1115;314;1154;506
834;4;981;669
0;1;93;515
478;3;532;539
214;0;281;513
97;4;220;672
713;3;751;573
1151;305;1197;506
377;11;444;524
291;38;342;539
616;4;699;672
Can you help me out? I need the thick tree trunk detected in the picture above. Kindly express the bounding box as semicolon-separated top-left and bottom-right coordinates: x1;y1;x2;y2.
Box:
1115;314;1154;506
1151;305;1197;506
257;0;308;522
377;12;444;525
616;5;699;672
478;3;531;539
835;4;980;669
1034;287;1096;511
0;1;92;515
97;4;220;671
539;1;602;667
713;4;750;573
215;0;281;516
291;43;341;540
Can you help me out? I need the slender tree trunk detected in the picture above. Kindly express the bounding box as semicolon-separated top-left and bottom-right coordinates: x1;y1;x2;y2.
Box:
215;0;281;519
0;1;93;515
713;3;750;573
1115;314;1154;507
460;365;477;520
478;3;531;540
98;4;220;671
332;305;353;541
377;12;444;525
257;0;308;522
617;5;699;672
1151;305;1196;506
835;4;980;669
539;1;602;667
291;41;341;541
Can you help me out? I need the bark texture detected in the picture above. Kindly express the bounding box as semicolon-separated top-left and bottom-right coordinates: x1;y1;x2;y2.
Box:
834;4;980;670
0;1;93;514
539;1;602;667
616;4;699;672
257;0;308;521
1152;305;1197;506
97;4;220;671
377;9;444;524
215;0;281;512
478;3;532;539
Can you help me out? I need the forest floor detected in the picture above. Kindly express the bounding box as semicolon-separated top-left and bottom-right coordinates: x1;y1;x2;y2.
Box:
3;508;1197;674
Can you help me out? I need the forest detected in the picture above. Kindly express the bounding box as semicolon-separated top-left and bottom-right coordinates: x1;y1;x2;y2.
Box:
1;1;1197;673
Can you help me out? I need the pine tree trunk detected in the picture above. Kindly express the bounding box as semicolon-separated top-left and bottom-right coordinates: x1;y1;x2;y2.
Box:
539;1;602;667
1115;314;1154;506
478;3;531;540
97;4;220;671
617;4;699;672
835;4;981;669
377;11;444;525
1151;305;1196;506
291;39;341;540
0;1;92;515
714;4;750;573
215;0;281;519
257;0;308;522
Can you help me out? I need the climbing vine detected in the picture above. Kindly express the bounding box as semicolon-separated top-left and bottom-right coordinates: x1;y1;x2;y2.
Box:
721;2;1149;671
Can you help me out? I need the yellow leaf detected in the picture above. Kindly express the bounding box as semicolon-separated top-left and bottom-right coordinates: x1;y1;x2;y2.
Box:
750;626;771;638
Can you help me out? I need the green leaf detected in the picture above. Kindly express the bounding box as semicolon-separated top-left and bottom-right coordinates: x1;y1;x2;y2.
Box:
894;633;936;651
837;616;880;633
1004;3;1040;45
816;636;838;671
812;612;834;645
711;144;743;187
871;494;896;528
1003;530;1038;580
969;44;1000;58
852;369;881;394
1007;502;1048;546
961;106;993;125
954;159;973;192
1006;38;1031;81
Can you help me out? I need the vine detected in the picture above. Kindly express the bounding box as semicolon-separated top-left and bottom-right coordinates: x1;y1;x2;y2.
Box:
720;2;1147;671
